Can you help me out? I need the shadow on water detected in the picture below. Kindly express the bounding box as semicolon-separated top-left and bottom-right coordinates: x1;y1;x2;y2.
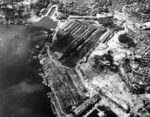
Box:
118;34;136;48
98;105;117;117
0;18;57;117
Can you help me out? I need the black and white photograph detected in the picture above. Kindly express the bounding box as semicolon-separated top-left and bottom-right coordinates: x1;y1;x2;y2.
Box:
0;0;150;117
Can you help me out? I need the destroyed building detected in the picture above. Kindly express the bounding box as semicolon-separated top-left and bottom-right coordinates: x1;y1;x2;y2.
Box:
49;20;106;68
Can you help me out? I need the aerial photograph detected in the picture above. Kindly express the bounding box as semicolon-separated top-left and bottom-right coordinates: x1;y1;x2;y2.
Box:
0;0;150;117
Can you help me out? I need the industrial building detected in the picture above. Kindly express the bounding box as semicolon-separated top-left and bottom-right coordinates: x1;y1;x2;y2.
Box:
50;20;106;68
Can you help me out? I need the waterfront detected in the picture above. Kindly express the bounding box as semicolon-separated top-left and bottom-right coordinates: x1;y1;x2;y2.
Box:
0;17;57;117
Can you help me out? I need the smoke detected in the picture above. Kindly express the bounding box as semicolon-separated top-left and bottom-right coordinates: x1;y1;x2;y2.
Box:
0;37;2;47
22;0;39;4
0;16;55;117
27;14;42;23
22;0;42;23
17;108;32;116
9;80;44;94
